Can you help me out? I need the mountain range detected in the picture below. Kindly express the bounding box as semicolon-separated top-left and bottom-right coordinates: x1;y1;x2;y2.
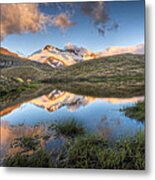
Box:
0;43;144;69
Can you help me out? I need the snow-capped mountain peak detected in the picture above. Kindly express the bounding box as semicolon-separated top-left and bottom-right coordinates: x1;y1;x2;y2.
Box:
28;44;96;68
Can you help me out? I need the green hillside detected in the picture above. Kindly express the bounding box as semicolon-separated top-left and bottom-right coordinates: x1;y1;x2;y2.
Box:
0;54;53;98
44;54;145;97
0;53;144;98
0;54;52;71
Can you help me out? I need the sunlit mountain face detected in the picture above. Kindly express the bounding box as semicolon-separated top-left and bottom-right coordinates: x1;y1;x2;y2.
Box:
28;44;96;68
0;47;20;57
0;43;144;69
28;43;144;68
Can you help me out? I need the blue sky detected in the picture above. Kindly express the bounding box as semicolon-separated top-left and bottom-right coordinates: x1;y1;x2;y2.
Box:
1;1;145;56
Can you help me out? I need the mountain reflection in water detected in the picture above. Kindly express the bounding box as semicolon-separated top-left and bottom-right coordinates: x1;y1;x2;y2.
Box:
1;89;144;140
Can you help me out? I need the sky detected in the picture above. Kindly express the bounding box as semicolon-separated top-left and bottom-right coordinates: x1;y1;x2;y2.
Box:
1;0;145;56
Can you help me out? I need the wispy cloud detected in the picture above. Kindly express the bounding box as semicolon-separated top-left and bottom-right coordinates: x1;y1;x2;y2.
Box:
45;1;119;36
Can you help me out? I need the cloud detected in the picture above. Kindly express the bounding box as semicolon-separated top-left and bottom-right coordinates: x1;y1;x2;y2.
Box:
48;1;118;36
1;4;50;40
52;13;76;31
81;2;109;36
1;2;118;40
97;43;144;57
0;4;75;41
81;2;108;23
64;42;78;50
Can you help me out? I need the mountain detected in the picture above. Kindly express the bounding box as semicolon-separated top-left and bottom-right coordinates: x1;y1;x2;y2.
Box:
0;49;52;71
28;44;96;68
0;47;20;58
96;44;144;57
1;44;144;69
28;43;144;68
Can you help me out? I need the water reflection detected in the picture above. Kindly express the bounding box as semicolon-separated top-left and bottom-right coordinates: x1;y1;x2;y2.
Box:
0;90;144;159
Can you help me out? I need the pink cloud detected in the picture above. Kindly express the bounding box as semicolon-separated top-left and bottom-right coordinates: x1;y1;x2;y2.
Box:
52;13;76;31
1;4;75;41
97;43;144;57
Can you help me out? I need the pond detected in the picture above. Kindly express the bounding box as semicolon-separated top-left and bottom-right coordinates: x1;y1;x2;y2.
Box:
1;89;144;137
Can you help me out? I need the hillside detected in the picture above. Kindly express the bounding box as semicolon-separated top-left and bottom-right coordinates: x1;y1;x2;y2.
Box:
44;54;145;97
0;47;20;57
50;53;144;81
0;54;53;97
0;53;144;98
0;54;52;70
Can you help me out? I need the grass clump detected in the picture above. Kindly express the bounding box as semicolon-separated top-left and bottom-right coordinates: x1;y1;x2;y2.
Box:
123;101;145;122
11;136;40;151
4;135;53;167
62;131;145;169
4;149;52;167
54;119;85;138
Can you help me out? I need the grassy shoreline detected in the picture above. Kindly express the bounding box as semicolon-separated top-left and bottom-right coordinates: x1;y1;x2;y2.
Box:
3;120;145;169
122;101;145;122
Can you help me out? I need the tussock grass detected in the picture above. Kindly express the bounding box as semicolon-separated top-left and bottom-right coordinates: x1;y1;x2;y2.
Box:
58;131;145;169
51;119;85;138
46;54;144;83
123;101;145;122
43;54;144;97
4;150;52;167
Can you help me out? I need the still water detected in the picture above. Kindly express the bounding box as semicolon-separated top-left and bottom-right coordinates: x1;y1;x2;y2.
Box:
1;89;144;140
